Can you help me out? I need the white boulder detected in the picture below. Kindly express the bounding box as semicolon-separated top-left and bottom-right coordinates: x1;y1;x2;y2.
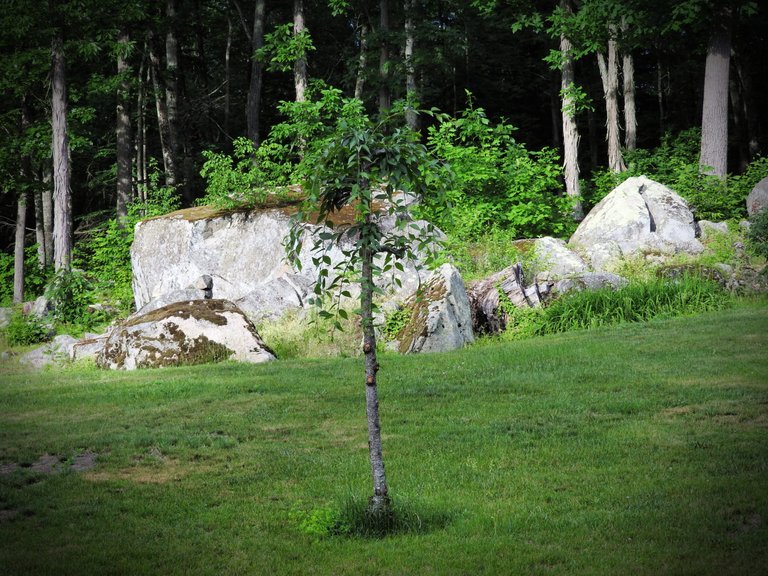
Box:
97;299;275;370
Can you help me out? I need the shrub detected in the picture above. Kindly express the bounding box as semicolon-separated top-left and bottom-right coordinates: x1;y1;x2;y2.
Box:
3;311;50;346
418;97;574;241
747;208;768;259
45;269;100;326
585;129;764;221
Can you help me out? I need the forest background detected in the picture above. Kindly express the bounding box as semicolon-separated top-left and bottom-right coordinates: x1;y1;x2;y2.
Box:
0;0;766;318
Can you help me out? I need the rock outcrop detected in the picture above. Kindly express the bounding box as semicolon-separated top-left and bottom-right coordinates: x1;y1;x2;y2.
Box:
97;299;275;370
747;176;768;216
130;205;433;322
569;176;703;270
392;264;474;353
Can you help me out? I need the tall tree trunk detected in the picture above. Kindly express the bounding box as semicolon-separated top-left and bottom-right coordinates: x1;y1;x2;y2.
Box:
404;0;418;130
13;193;27;304
247;0;266;145
116;29;133;226
361;218;389;513
42;169;54;266
136;48;148;202
293;0;308;103
148;32;176;187
597;34;626;173
224;15;232;141
699;8;732;178
621;42;636;150
34;189;46;266
656;53;665;138
166;0;188;202
559;0;583;220
51;29;72;272
379;0;391;115
354;22;368;100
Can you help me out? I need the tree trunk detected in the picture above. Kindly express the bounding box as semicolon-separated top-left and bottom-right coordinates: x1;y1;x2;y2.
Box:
293;0;308;103
559;0;583;220
166;0;189;202
51;29;72;272
656;53;665;138
116;29;133;226
379;0;391;115
597;35;626;173
136;48;148;202
404;0;418;130
361;220;389;513
699;8;732;178
247;0;266;144
42;169;54;266
148;32;176;187
13;193;27;304
622;51;636;151
224;15;232;141
354;22;368;100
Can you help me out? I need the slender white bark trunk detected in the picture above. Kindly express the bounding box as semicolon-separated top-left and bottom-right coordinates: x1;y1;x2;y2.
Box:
622;51;636;151
597;35;626;173
51;30;72;272
247;0;265;144
42;170;53;266
293;0;308;103
559;0;583;220
379;0;391;114
404;0;418;130
149;34;176;187
700;10;732;178
354;23;368;100
116;29;133;225
13;193;27;304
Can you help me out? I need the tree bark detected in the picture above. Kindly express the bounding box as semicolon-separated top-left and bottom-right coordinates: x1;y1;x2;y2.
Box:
116;29;133;226
404;0;418;130
354;22;368;100
13;193;27;304
247;0;266;144
379;0;391;115
361;220;389;513
559;0;583;220
51;28;72;272
622;51;636;151
293;0;308;103
148;32;176;187
597;34;626;173
699;8;732;178
224;15;232;141
166;0;189;202
42;169;54;266
136;48;148;202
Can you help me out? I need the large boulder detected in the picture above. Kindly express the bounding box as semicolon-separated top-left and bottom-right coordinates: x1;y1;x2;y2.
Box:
467;263;553;335
569;176;703;270
131;205;433;321
512;236;590;278
20;335;78;369
747;176;768;216
97;299;275;370
391;264;474;353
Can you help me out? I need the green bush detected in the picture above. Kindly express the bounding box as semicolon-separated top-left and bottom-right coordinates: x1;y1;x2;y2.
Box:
3;311;50;346
45;269;99;326
586;129;765;221
0;251;13;306
418;97;573;241
747;208;768;258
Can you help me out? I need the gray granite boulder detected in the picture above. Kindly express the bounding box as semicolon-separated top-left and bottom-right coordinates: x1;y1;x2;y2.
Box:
392;264;474;353
747;176;768;216
97;299;276;370
20;335;78;369
569;176;703;270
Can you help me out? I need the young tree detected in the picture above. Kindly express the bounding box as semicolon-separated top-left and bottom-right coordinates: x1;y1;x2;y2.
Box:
287;108;445;513
404;0;418;130
596;28;626;173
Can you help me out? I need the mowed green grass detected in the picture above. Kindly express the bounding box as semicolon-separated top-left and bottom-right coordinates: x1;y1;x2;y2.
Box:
1;302;767;575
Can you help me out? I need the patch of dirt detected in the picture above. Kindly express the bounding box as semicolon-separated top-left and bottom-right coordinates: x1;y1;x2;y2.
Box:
84;458;188;485
0;509;19;522
0;452;99;477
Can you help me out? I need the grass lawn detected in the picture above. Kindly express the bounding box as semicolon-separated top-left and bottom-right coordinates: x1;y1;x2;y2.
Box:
1;302;767;575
